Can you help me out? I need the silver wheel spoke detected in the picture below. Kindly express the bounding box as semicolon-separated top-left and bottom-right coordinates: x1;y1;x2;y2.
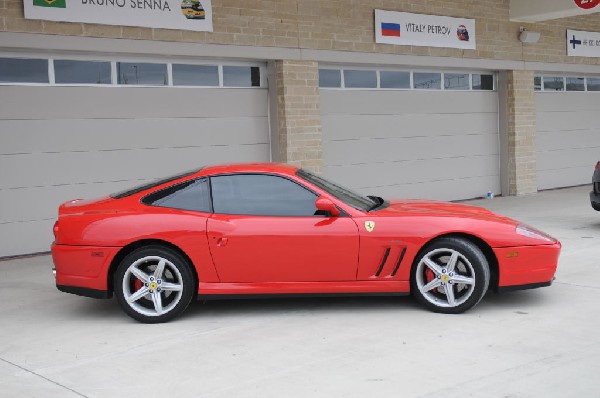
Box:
421;278;442;293
423;258;443;275
130;267;150;283
127;287;149;303
452;274;475;285
416;248;477;309
154;259;166;280
445;284;456;306
446;252;459;273
160;281;183;292
152;291;163;315
123;255;184;318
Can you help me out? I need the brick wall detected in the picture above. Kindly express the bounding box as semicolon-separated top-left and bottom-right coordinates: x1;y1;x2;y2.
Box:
2;0;599;66
507;70;537;195
275;60;322;174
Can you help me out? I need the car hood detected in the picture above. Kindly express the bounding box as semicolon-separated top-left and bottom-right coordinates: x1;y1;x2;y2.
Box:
375;199;515;223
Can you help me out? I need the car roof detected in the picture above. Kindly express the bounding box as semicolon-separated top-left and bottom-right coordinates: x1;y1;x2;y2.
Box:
198;162;300;176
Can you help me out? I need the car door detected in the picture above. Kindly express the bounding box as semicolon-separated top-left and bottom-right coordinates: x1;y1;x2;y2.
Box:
206;173;360;282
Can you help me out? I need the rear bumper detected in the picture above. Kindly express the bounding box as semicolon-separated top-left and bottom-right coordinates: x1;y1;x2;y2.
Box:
591;190;600;211
52;243;120;295
494;243;561;289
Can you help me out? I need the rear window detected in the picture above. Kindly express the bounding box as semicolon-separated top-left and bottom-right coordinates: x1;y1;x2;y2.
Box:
141;178;211;212
110;168;203;199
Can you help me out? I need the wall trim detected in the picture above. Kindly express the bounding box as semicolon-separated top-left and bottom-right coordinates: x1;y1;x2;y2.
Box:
1;32;599;74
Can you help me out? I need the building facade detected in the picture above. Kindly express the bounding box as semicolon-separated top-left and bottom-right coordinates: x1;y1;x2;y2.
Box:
1;0;599;256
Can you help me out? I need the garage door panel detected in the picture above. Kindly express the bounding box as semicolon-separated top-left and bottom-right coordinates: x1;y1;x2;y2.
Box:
536;92;600;189
537;147;599;171
0;219;54;257
373;176;501;201
536;93;600;112
324;134;498;166
0;79;271;256
537;111;599;132
536;129;600;152
0;87;267;119
0;182;139;224
322;112;498;140
322;86;499;201
538;166;590;190
321;91;498;115
323;167;499;201
325;155;499;191
0;144;270;190
0;117;268;154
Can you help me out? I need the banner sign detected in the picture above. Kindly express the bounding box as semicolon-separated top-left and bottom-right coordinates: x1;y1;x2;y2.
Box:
375;9;476;50
24;0;213;32
567;29;600;57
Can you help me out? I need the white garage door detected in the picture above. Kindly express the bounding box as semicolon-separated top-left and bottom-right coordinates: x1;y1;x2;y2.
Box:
536;75;600;190
0;58;269;257
320;68;500;201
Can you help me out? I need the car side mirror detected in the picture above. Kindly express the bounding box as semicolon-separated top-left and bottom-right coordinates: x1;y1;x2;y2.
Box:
315;197;341;217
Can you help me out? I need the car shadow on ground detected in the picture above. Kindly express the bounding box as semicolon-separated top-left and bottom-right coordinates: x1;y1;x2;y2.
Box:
185;295;421;318
587;221;600;231
63;289;551;323
480;289;549;310
183;289;549;318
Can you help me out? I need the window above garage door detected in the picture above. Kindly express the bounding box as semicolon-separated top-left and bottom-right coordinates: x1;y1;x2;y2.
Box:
319;66;495;91
534;74;600;92
0;55;266;88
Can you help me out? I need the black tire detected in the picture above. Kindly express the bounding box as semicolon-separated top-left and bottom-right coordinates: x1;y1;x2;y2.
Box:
114;245;195;323
410;237;490;314
592;202;600;211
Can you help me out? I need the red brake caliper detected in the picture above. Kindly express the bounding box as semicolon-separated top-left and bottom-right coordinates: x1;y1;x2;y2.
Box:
425;268;435;284
134;278;143;292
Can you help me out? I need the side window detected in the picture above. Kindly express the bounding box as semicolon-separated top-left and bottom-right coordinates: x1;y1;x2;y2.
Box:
211;174;318;216
142;178;211;213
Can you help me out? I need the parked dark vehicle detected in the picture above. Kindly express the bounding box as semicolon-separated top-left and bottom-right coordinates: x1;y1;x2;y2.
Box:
591;162;600;211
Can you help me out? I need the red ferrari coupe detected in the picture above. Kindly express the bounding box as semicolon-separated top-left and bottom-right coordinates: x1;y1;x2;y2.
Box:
52;163;561;323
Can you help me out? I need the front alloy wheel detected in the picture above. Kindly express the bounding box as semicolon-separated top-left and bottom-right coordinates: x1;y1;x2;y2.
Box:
411;238;490;314
115;246;195;323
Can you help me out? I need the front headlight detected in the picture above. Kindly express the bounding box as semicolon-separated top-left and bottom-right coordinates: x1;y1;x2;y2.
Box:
516;224;556;243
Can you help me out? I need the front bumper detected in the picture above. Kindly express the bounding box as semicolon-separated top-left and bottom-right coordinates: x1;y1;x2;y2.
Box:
494;242;561;289
497;279;553;293
57;284;112;299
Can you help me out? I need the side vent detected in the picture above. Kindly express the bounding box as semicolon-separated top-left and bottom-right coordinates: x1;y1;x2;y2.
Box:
372;247;407;278
375;248;391;277
390;248;407;277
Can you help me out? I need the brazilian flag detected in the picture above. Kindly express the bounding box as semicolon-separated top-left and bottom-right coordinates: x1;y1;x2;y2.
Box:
33;0;66;8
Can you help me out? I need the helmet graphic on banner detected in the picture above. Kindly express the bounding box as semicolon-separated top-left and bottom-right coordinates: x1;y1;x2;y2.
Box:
181;0;205;19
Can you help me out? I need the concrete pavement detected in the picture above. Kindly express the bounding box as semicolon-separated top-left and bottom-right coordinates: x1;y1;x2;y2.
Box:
0;185;598;397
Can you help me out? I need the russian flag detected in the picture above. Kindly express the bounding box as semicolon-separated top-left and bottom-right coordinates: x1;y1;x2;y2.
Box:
381;22;400;37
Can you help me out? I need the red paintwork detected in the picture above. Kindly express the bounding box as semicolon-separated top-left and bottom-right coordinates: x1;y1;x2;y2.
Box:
493;245;561;286
51;162;561;295
207;215;359;282
197;281;410;295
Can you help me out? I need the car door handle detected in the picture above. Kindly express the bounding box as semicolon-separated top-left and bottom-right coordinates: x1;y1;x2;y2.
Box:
216;237;229;247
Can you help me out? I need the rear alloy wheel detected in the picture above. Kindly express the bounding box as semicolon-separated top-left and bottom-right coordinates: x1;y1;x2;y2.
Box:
114;246;195;323
411;238;490;314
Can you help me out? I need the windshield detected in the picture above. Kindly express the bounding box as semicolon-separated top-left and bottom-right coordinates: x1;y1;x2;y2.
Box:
296;169;378;211
110;168;203;199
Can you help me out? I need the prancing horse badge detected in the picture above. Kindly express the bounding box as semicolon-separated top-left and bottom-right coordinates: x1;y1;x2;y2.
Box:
365;221;375;232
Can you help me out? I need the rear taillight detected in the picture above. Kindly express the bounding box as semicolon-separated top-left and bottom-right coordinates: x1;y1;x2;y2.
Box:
53;221;59;240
